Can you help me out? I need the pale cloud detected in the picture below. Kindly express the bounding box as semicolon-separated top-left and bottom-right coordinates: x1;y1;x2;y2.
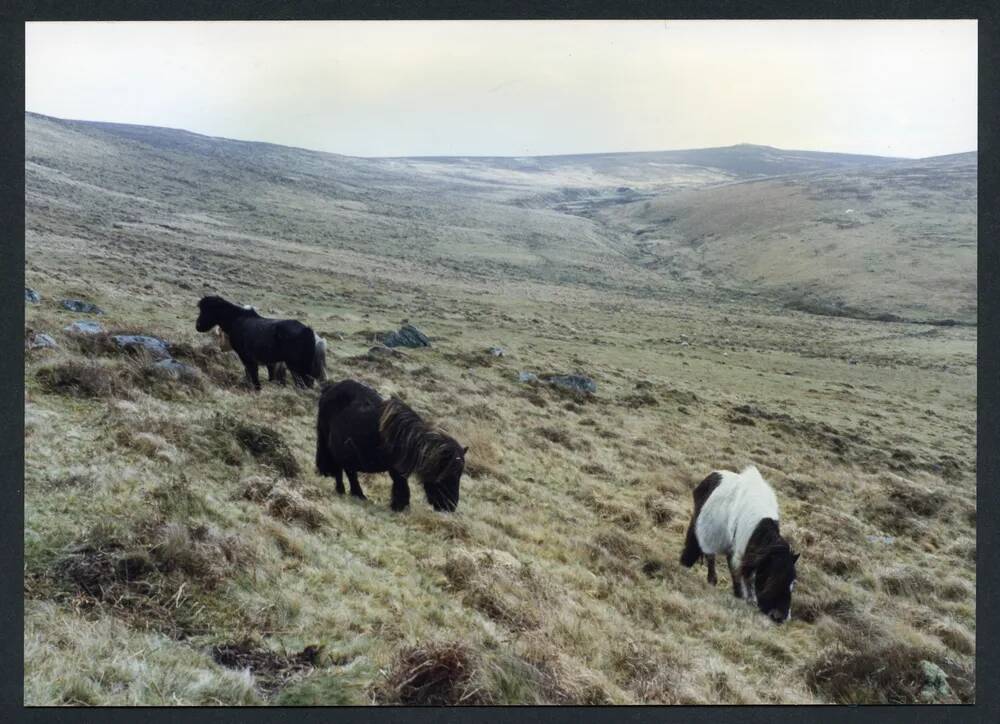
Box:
26;20;977;158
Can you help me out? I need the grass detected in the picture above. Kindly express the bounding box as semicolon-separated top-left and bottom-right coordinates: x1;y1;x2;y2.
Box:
23;114;976;705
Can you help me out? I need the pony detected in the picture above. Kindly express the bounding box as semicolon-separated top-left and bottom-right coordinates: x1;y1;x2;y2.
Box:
195;295;326;390
680;465;799;623
315;379;466;512
213;325;327;387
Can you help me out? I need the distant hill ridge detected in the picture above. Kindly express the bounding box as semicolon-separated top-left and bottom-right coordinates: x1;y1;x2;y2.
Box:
28;111;957;175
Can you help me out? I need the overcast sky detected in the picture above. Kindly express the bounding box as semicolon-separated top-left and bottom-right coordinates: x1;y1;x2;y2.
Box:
26;20;977;159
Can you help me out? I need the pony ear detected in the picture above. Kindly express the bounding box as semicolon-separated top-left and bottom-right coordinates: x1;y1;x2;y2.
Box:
462;446;469;454
792;553;800;563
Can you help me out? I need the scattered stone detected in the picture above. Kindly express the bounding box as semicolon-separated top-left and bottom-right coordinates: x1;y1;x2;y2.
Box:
60;299;105;315
866;535;895;545
918;660;952;702
488;346;505;357
368;345;406;358
25;287;41;304
112;334;171;360
680;341;689;347
154;358;199;378
26;332;58;350
64;320;104;335
543;374;597;395
382;324;430;348
517;371;539;384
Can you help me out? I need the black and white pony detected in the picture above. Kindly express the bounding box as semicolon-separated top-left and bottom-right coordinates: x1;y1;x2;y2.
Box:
680;465;799;623
315;379;466;512
196;296;327;390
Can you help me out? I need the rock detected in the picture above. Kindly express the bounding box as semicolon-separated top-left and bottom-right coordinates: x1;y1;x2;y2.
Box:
64;320;104;335
543;374;597;395
866;535;895;545
60;299;104;315
25;287;41;304
488;346;506;357
368;345;406;358
518;371;539;384
381;323;430;348
918;660;952;702
111;334;171;360
26;332;57;350
154;358;199;378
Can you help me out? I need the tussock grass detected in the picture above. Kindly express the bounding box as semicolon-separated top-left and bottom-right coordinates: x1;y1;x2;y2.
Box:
374;641;485;705
25;236;976;705
216;416;301;478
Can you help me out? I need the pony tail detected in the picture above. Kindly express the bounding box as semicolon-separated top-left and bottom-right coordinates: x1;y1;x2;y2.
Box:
311;333;328;380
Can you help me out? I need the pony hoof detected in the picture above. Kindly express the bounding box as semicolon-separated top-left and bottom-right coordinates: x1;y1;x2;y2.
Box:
390;501;409;512
335;488;345;495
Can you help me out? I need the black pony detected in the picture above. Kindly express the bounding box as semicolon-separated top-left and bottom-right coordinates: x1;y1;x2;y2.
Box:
195;296;326;390
315;379;466;512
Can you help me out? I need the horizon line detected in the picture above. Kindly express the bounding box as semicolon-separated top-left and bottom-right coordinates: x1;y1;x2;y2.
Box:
25;109;978;162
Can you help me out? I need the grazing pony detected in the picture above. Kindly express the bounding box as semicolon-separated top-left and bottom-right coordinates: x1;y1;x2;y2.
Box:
680;465;799;623
315;379;466;512
195;296;326;390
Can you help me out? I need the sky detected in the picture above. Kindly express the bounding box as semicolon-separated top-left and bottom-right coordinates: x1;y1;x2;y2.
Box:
25;20;977;159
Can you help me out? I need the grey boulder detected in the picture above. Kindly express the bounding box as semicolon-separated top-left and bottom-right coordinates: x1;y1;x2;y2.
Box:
25;287;41;304
111;334;171;360
26;332;58;349
60;299;105;315
543;374;597;395
154;358;199;379
64;321;104;335
382;324;430;348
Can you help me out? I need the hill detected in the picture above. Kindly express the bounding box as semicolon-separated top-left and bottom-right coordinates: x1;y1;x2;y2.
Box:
24;113;976;705
595;153;977;324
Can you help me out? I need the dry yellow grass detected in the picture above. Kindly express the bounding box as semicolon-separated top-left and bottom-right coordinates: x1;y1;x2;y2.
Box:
23;114;975;705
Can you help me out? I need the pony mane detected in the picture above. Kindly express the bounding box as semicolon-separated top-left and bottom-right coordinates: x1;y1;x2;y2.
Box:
198;295;256;318
739;518;792;578
379;397;462;481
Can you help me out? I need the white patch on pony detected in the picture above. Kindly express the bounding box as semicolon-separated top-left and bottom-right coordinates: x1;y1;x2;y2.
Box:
694;464;780;572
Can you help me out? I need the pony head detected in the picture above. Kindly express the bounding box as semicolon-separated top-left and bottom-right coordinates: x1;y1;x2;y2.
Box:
197;296;257;333
754;548;799;624
423;441;467;512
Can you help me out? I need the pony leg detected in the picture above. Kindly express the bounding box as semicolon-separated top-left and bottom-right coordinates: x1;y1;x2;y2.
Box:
388;470;411;512
242;362;261;391
727;554;742;598
345;469;367;500
706;555;718;585
315;444;345;494
267;364;286;385
679;516;703;567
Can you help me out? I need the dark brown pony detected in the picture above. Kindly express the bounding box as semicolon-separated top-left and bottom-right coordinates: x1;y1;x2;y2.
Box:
315;380;466;511
195;296;326;390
